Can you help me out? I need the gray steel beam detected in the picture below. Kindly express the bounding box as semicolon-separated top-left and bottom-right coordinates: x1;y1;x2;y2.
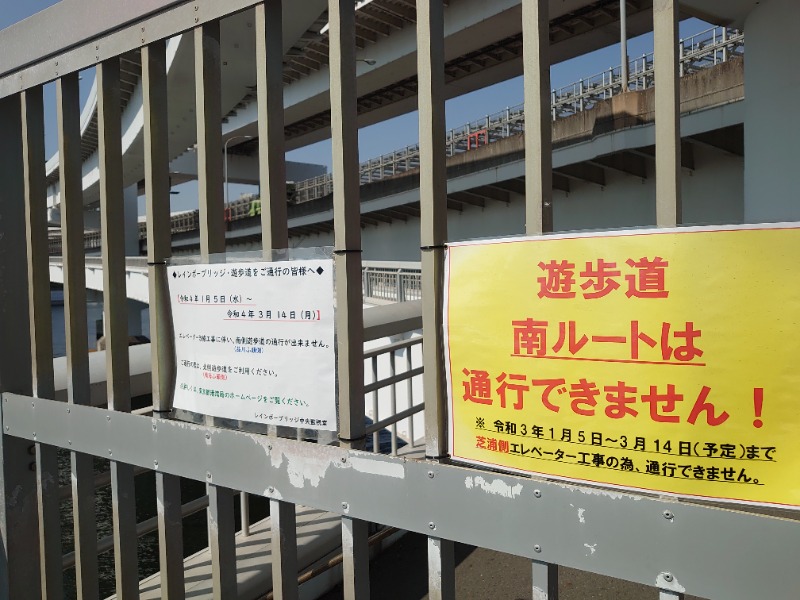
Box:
0;92;41;600
22;86;63;600
97;57;139;599
208;484;237;598
418;1;456;596
6;394;800;600
417;0;447;460
257;0;289;253
523;0;553;234
329;0;365;448
329;1;369;598
195;21;226;258
143;39;184;598
57;72;99;600
256;4;298;597
654;0;681;226
195;19;236;597
270;499;299;600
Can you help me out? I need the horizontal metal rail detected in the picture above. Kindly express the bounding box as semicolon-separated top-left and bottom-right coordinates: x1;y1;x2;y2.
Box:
54;320;425;572
365;402;424;436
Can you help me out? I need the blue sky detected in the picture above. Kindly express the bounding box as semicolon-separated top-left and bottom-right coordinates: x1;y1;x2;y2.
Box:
1;2;712;214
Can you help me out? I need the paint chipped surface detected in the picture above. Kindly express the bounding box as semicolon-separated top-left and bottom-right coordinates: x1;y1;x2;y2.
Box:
350;456;405;479
584;543;597;555
465;475;523;499
577;507;586;523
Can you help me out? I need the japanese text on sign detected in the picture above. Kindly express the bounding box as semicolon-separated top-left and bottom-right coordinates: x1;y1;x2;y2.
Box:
168;258;336;430
444;225;800;509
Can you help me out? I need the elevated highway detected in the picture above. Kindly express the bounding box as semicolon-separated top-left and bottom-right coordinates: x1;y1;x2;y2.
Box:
52;25;745;257
42;0;672;214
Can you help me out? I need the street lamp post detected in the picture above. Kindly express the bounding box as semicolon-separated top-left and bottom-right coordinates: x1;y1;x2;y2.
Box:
223;135;253;206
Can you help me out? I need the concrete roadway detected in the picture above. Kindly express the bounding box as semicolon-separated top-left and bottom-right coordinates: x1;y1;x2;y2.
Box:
318;531;706;600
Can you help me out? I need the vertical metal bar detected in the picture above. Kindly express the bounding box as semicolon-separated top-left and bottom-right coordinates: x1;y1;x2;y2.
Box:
196;19;237;597
330;0;369;596
523;0;553;234
196;21;226;257
22;85;63;600
427;537;455;600
406;346;414;446
417;0;447;459
256;4;299;593
653;0;682;227
208;484;237;598
418;2;456;597
341;516;370;600
98;56;139;599
722;27;728;62
372;356;379;452
390;351;397;456
256;0;289;252
329;0;364;447
57;72;99;600
0;92;41;600
240;493;250;537
620;0;629;91
270;499;298;600
532;560;559;599
143;39;185;599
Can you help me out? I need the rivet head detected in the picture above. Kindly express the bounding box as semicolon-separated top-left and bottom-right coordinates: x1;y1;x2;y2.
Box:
663;573;674;582
153;460;159;467
663;510;674;520
342;502;349;511
534;489;542;498
206;471;211;479
267;444;272;451
268;486;274;494
340;456;347;463
4;426;8;432
428;471;434;479
429;522;436;530
108;449;112;456
106;415;111;421
205;432;211;439
153;423;157;431
534;544;542;553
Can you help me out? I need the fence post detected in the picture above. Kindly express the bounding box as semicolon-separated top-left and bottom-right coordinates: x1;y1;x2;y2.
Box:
0;93;41;600
396;269;403;302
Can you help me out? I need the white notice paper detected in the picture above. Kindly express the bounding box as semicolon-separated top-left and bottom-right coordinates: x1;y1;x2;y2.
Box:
167;259;336;430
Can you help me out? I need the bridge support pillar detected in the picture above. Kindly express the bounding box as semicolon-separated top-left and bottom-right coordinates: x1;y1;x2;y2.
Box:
743;0;800;222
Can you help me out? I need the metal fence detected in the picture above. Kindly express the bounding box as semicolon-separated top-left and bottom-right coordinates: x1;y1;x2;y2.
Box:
362;261;422;303
1;3;798;600
45;25;746;257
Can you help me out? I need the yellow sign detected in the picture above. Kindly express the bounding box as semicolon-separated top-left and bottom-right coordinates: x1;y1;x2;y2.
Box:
445;225;800;509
